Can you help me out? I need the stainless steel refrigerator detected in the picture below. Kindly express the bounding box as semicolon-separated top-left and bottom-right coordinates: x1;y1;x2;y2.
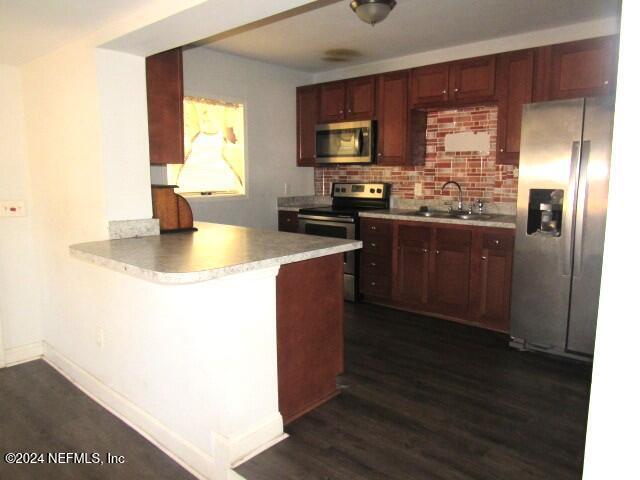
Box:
510;96;614;359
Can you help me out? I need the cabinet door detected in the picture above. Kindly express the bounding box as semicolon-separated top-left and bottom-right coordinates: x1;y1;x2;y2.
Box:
319;81;346;122
450;55;496;103
146;48;184;165
394;224;431;306
376;71;409;166
278;211;299;232
548;36;618;100
496;50;534;165
296;85;319;167
346;76;376;120
474;232;514;332
431;228;472;317
410;63;450;106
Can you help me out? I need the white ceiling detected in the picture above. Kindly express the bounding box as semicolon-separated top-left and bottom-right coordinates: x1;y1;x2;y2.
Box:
202;0;621;73
0;0;151;65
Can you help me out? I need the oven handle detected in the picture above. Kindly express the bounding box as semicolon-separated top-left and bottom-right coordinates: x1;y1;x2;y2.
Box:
297;214;355;224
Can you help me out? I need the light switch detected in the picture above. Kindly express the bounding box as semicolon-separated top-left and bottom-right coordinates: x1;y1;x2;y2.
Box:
0;200;26;217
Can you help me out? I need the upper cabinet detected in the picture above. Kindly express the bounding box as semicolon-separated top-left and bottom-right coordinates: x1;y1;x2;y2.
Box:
319;81;346;123
409;56;496;108
146;48;184;165
410;63;450;106
496;49;535;165
319;77;376;123
346;76;376;120
449;55;496;104
535;36;619;101
376;71;409;166
296;85;319;167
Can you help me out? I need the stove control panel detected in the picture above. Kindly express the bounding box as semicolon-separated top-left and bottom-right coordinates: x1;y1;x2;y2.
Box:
332;182;390;200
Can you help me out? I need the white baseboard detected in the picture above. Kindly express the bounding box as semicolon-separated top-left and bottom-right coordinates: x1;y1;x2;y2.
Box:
43;342;216;480
4;341;43;367
41;342;284;480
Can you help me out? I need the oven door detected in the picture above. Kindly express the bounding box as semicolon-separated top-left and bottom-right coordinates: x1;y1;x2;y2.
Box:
297;215;355;275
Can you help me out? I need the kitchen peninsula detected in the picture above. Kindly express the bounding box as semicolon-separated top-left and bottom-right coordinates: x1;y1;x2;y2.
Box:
68;222;360;478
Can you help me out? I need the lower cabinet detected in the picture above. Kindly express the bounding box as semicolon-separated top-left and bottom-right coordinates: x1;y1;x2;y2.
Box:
359;218;514;333
278;210;298;233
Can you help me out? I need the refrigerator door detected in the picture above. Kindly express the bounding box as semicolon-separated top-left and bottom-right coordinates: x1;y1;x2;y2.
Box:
566;96;614;355
511;98;585;351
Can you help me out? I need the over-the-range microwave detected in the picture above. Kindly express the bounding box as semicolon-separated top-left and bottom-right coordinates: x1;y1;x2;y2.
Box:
315;120;375;164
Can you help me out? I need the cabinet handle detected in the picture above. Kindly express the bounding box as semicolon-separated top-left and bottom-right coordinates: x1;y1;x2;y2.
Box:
436;250;440;255
441;89;447;94
371;281;376;286
371;262;377;267
422;248;428;254
500;148;505;153
481;256;487;260
339;110;344;114
348;109;352;113
494;240;500;246
604;80;609;85
371;225;377;230
286;218;291;222
370;242;376;247
454;88;459;92
378;152;383;157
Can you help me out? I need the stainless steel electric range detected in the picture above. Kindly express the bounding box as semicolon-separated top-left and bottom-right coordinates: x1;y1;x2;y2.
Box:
298;182;391;301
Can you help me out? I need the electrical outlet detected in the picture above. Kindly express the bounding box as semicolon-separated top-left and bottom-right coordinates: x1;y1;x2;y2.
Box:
96;327;104;349
414;183;423;197
0;200;26;217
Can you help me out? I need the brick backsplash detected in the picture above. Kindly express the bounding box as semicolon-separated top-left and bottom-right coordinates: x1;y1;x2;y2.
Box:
314;105;518;208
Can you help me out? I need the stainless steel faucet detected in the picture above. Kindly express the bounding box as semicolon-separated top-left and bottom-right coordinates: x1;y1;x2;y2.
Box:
441;181;463;212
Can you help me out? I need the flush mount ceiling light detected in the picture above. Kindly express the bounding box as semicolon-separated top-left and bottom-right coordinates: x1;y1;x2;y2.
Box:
350;0;397;26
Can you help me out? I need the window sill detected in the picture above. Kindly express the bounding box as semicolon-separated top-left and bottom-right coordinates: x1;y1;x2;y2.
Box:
180;192;247;201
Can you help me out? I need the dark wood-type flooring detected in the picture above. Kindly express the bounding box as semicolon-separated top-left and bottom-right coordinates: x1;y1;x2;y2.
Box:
0;360;196;480
237;302;593;480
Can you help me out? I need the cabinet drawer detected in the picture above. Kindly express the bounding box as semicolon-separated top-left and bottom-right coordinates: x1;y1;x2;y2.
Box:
482;231;514;251
361;253;391;275
360;274;390;298
361;218;392;238
361;235;391;254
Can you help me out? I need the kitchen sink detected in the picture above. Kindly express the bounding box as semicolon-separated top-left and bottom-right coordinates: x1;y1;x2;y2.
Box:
411;210;494;221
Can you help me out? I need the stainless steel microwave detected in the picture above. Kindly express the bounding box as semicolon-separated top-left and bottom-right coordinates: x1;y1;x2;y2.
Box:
315;120;375;164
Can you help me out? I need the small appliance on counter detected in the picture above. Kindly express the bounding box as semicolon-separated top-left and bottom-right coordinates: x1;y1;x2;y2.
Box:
151;185;197;233
298;182;391;301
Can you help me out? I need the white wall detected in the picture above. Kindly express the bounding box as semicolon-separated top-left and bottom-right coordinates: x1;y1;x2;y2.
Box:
0;64;43;364
180;47;315;230
583;1;640;477
314;17;619;83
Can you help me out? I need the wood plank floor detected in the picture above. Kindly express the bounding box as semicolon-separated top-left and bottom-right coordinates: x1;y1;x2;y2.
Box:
0;360;196;480
237;302;593;480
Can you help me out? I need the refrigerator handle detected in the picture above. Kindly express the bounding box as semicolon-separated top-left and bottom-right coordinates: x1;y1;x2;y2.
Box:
573;140;591;278
563;141;582;276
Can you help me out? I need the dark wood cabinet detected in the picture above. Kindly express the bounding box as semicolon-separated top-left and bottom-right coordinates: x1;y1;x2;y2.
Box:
535;36;618;101
472;231;514;332
376;71;409;166
359;218;514;334
496;49;535;165
346;76;376;120
319;81;346;123
296;85;318;167
394;224;431;306
359;219;393;300
146;48;184;165
278;210;299;232
450;55;496;104
410;63;450;106
431;228;472;317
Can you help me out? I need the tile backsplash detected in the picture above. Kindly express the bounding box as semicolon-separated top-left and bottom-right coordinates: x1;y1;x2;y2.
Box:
314;105;518;211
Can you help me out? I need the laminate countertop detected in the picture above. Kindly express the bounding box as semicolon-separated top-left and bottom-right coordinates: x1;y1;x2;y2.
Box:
359;209;516;229
70;222;362;284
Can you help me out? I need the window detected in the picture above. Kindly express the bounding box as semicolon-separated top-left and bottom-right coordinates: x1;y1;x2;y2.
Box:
167;96;246;196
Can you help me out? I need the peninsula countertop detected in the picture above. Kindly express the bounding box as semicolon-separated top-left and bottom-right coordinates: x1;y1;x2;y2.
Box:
70;222;362;284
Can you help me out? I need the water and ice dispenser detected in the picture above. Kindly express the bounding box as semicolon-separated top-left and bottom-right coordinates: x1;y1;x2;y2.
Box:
526;189;563;236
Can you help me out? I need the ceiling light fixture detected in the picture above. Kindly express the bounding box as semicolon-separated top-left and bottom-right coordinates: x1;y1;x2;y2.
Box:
350;0;397;26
